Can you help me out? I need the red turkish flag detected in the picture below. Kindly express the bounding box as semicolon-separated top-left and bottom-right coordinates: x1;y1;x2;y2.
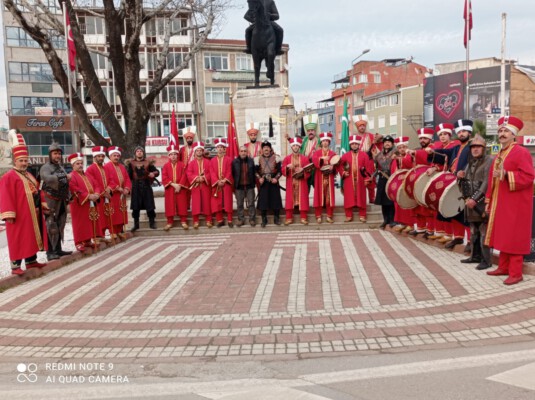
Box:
65;10;77;71
226;103;239;159
463;0;473;49
170;107;179;147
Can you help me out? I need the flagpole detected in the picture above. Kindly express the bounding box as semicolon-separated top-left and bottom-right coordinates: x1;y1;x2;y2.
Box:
500;13;507;116
465;0;470;119
63;1;78;152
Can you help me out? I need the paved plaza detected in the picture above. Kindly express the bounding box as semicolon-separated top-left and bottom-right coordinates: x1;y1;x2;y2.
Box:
0;229;534;361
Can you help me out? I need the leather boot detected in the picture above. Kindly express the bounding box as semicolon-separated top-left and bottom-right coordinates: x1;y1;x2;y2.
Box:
261;214;268;228
149;218;157;230
274;212;281;225
131;218;140;232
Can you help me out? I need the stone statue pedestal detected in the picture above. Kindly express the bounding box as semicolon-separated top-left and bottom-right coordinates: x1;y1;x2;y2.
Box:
233;87;294;157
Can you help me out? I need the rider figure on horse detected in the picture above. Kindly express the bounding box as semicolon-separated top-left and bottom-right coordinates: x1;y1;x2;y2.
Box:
244;0;284;56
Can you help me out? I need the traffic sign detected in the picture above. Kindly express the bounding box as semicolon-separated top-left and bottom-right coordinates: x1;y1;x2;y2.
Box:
490;145;500;154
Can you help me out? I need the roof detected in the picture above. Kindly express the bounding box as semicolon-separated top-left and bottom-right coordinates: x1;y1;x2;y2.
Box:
515;65;535;84
212;71;270;83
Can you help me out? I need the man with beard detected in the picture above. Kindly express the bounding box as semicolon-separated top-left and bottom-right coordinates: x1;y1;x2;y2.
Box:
68;152;100;252
425;119;474;250
300;114;320;190
458;135;493;271
86;146;113;242
391;136;415;233
162;144;189;231
127;146;159;231
210;138;234;227
0;130;47;275
485;116;534;285
232;146;257;227
312;132;337;223
255;141;283;227
186;142;213;229
282;137;311;225
352;115;383;203
179;126;196;208
244;122;262;158
372;135;396;228
407;128;436;237
40;142;73;260
104;146;131;239
339;135;372;223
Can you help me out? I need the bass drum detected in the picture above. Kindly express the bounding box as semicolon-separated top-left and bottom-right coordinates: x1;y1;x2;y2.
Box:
414;169;438;207
404;165;430;201
386;169;417;209
423;172;464;218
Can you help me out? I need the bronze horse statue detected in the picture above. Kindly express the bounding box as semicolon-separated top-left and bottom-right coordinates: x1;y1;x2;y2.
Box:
246;0;276;87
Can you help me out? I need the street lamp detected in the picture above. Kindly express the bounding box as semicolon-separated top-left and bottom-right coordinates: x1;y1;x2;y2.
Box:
351;49;370;65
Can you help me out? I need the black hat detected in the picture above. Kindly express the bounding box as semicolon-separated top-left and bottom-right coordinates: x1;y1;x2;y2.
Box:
454;119;473;133
383;135;394;143
261;140;272;149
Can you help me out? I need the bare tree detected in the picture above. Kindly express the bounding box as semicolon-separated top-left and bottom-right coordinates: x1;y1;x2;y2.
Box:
4;0;233;154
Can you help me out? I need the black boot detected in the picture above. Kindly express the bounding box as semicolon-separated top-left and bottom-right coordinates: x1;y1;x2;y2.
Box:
131;218;140;232
274;210;281;225
149;218;157;230
261;212;268;228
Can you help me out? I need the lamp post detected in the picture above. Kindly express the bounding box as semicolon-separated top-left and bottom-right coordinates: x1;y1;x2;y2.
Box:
351;48;370;65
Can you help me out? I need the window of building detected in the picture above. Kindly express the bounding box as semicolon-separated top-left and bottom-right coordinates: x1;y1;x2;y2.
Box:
163;114;193;137
365;102;374;112
375;96;388;108
378;115;385;128
79;16;104;35
166;49;189;69
353;90;364;106
90;52;107;70
204;53;229;70
207;121;229;138
6;27;65;48
154;17;189;36
10;96;69;116
162;83;191;103
390;112;398;126
358;74;368;83
371;71;381;84
390;94;399;105
235;54;253;71
8;62;55;82
368;118;375;130
22;131;72;156
205;87;229;104
91;119;109;138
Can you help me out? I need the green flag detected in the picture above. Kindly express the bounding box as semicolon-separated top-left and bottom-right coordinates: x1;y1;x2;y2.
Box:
340;97;350;154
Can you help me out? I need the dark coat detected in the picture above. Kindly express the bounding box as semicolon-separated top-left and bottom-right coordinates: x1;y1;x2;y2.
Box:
127;159;159;211
232;156;256;190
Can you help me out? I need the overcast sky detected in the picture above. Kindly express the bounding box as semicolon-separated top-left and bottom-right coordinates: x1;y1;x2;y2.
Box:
216;0;535;110
1;0;534;128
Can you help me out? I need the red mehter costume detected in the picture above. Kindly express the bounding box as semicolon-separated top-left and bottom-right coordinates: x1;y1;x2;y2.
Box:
86;147;112;238
391;147;414;228
162;156;189;226
104;148;132;234
485;116;534;284
210;153;234;223
282;145;311;223
186;143;213;226
69;163;99;247
312;134;337;221
339;139;371;222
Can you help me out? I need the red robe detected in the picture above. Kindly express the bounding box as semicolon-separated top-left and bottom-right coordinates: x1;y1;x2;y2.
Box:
210;155;234;213
391;154;414;226
245;141;262;158
312;148;337;208
178;145;195;170
86;162;112;236
485;143;535;254
186;157;212;216
339;150;371;209
282;153;311;211
0;169;47;260
104;161;132;226
69;171;99;244
162;161;189;218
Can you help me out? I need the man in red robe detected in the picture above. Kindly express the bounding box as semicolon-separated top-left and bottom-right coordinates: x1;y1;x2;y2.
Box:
352;115;383;203
485;116;535;285
68;153;100;251
162;144;189;231
186;142;213;229
179;126;196;208
104;146;131;239
312;132;337;223
339;135;372;222
282;137;311;225
244;122;262;158
0;130;47;275
210;138;234;227
86;146;112;242
391;136;415;233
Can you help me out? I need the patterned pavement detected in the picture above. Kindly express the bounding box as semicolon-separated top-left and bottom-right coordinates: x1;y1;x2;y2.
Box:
0;229;534;360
